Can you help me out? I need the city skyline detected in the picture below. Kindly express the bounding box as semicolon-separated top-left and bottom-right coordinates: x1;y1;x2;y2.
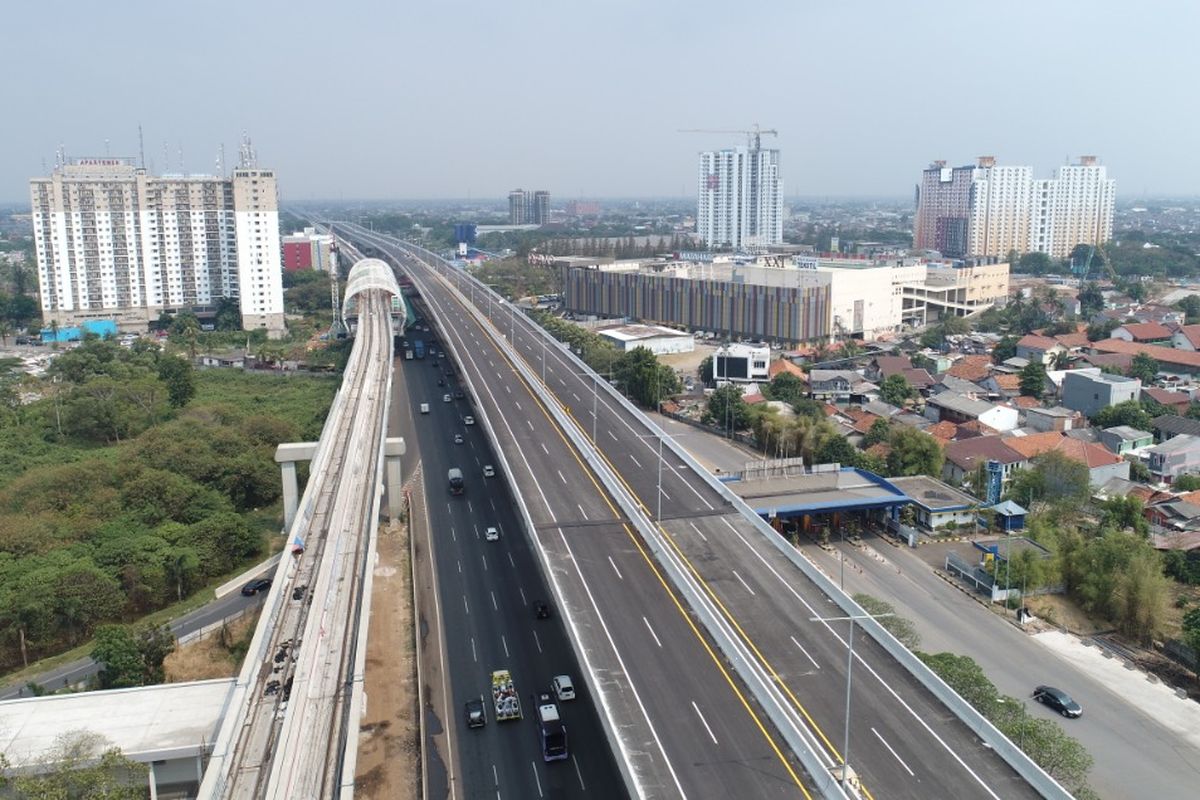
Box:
3;1;1198;203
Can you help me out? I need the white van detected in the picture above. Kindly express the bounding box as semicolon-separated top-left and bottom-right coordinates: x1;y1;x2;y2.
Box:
419;403;430;414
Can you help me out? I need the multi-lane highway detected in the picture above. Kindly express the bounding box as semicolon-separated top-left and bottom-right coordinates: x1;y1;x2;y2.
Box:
346;228;817;799
391;311;625;799
342;225;1054;800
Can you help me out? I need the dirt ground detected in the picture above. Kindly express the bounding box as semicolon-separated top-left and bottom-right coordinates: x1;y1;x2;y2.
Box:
355;520;419;800
163;611;260;682
659;341;718;378
1024;593;1110;636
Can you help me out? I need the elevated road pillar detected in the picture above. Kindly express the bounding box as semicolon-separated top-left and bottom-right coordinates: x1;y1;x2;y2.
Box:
274;441;318;531
384;437;406;522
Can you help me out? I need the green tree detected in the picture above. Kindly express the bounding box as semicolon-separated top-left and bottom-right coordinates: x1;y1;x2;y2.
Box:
1130;352;1159;384
762;372;806;405
698;355;714;387
879;374;914;406
1176;294;1200;324
815;434;861;468
613;347;679;409
992;336;1019;364
703;384;751;431
1016;252;1055;274
886;427;943;478
1091;399;1153;430
1182;607;1200;658
863;417;891;447
1086;318;1119;342
54;565;126;645
1078;282;1105;318
1007;450;1091;508
941;315;971;336
854;594;921;649
1173;473;1200;492
2;730;148;799
1019;361;1048;399
1099;495;1149;536
92;625;144;689
214;296;243;331
157;354;196;408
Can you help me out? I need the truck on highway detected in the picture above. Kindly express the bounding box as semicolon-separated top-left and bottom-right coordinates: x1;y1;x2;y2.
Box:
448;468;464;495
413;339;425;359
405;349;413;360
534;690;568;761
492;670;521;721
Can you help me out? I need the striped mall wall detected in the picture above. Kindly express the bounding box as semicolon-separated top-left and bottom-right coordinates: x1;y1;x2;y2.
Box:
560;267;830;344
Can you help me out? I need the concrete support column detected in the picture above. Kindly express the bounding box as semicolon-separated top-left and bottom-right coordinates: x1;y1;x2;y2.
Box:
274;442;318;532
384;437;407;523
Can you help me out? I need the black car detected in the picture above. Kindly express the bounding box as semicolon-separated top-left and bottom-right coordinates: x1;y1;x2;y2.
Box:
241;578;272;596
437;378;445;386
534;601;551;620
465;697;486;728
1033;685;1082;718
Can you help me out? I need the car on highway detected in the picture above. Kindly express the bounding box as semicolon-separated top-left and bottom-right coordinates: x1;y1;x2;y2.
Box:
453;433;464;444
241;578;272;596
464;415;475;425
1033;685;1082;718
431;360;439;368
483;464;495;477
437;378;445;386
552;674;575;701
443;394;451;402
534;601;551;620
485;526;500;541
465;697;487;728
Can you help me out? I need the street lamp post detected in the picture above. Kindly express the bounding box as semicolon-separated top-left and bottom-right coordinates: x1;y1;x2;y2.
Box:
809;610;893;791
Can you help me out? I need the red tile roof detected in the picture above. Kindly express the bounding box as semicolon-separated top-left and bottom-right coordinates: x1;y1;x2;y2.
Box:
902;368;936;389
865;442;892;460
743;393;767;405
1002;432;1123;468
1055;332;1090;349
1174;324;1200;350
1013;396;1042;409
821;403;840;417
926;421;957;441
1116;322;1173;341
1017;334;1060;351
1091;339;1200;370
873;356;912;378
852;413;882;434
944;436;1026;470
991;373;1021;391
769;359;808;380
946;354;993;382
1142;387;1190;408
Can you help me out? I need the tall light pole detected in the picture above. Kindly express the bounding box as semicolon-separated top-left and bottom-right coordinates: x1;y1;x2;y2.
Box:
636;430;693;524
809;610;893;791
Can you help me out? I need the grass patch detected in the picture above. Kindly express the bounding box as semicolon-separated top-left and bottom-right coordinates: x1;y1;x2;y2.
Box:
191;369;340;440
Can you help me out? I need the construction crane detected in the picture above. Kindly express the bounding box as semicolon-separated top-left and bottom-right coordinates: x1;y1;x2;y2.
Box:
678;124;778;151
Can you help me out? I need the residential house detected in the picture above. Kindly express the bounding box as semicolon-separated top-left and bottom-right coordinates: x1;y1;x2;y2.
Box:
1111;322;1173;344
981;372;1022;400
945;354;992;383
1142;387;1190;414
867;355;912;382
1146;434;1200;484
994;356;1030;374
1003;431;1130;486
1024;406;1086;433
925;392;1019;431
1054;332;1090;352
198;350;247;368
901;368;936;394
1061;371;1141;417
1147;501;1200;536
1016;334;1067;366
1099;426;1155;456
808;370;878;404
933;375;989;398
768;358;808;382
1079;352;1134;373
890;476;979;532
1151;414;1200;442
1091;339;1200;376
1171;324;1200;352
942;436;1027;486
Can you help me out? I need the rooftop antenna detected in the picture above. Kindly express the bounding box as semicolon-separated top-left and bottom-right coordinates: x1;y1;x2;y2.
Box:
138;124;146;169
104;138;110;156
55;144;66;169
238;132;256;169
162;140;169;173
177;142;184;173
216;143;225;178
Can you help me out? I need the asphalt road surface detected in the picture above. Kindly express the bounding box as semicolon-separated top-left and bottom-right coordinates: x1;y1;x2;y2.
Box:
394;322;627;800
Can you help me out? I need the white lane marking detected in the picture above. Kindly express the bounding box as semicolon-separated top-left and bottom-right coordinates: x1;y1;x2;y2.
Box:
558;378;565;386
688;521;708;542
474;524;480;540
530;761;543;797
873;727;915;776
533;629;543;653
731;569;756;595
642;616;662;648
463;595;469;616
450;527;456;542
572;391;581;401
577;504;588;520
660;487;671;501
572;755;586;790
629;454;643;468
468;501;474;514
508;552;516;568
502;635;510;658
557;469;567;484
457;560;461;574
471;637;477;662
519;587;527;605
492;763;498;786
718;515;1002;799
691;701;719;745
527;419;535;431
790;635;821;670
541;443;549;455
607;430;617;441
481;554;488;572
490;498;497;512
607;556;623;580
505;384;511;393
491;591;498;611
515;401;522;410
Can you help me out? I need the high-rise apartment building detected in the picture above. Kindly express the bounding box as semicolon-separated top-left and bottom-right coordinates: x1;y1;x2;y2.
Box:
697;145;783;250
282;226;335;271
30;158;285;334
508;188;550;225
915;156;1115;260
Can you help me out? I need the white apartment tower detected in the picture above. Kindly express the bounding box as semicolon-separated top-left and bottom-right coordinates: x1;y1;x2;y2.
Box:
30;158;285;335
697;145;783;250
915;156;1115;260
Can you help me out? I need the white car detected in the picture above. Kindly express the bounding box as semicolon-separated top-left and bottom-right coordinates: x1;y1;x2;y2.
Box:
443;394;451;403
464;415;475;426
552;674;575;701
485;526;500;541
483;464;495;478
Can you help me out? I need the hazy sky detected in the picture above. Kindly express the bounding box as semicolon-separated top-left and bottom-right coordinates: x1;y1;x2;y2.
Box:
4;0;1198;203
